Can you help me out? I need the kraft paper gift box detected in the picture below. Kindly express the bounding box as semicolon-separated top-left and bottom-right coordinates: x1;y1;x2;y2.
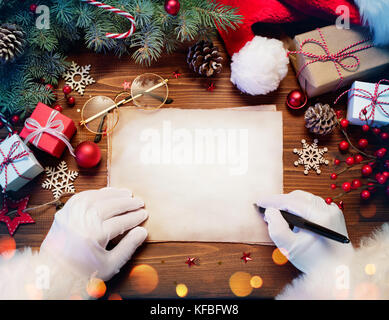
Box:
0;134;43;192
20;102;76;158
289;25;389;98
346;80;389;127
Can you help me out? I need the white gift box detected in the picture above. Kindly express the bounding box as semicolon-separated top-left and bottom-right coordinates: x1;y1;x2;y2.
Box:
347;81;389;127
0;134;43;192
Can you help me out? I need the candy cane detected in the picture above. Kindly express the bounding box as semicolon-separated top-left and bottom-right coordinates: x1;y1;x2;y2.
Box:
81;0;136;39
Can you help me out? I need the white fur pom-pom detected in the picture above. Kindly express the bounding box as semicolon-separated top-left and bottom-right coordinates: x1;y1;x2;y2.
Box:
230;36;289;95
355;0;389;46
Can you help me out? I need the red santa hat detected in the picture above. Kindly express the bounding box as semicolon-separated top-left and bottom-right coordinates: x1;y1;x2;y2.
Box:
217;0;389;95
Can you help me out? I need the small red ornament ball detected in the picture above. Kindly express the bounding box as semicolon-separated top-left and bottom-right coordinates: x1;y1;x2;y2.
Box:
362;124;370;132
354;154;363;164
352;179;362;189
164;0;180;15
339;140;349;152
45;84;54;91
67;96;76;106
376;148;387;158
325;197;333;205
342;182;352;192
372;128;381;135
340;119;349;128
381;132;389;140
358;138;368;149
53;105;63;112
345;157;354;166
334;159;341;165
286;89;307;109
335;110;343;119
330;183;337;190
361;164;373;176
10;115;19;124
75;141;101;168
30;4;37;13
63;85;72;95
360;190;371;200
330;173;338;180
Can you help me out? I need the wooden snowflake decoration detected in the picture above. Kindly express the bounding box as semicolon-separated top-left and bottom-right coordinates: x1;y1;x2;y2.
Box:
62;61;95;95
293;139;329;175
42;161;79;199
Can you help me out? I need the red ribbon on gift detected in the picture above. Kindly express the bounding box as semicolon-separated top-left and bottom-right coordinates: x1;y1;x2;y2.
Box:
0;141;31;192
288;28;373;90
334;79;389;125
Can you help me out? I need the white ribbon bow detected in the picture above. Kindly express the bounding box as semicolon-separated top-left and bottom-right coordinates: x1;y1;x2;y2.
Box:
23;110;75;157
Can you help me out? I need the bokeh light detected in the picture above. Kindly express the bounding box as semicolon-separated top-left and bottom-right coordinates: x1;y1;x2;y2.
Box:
250;275;263;288
0;236;16;260
176;283;188;298
360;203;376;219
229;272;252;297
354;282;379;300
272;248;289;265
86;278;106;299
108;293;123;300
365;264;376;276
129;264;159;294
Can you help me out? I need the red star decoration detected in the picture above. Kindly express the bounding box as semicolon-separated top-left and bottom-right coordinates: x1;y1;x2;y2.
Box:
173;71;182;79
207;81;215;92
122;81;131;91
0;196;34;236
240;252;252;263
185;257;199;267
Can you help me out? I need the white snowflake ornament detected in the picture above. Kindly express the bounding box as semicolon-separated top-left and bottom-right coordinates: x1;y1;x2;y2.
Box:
293;139;329;175
62;61;95;95
42;161;79;199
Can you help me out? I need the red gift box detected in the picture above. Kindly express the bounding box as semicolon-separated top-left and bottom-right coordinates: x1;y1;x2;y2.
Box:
20;102;76;158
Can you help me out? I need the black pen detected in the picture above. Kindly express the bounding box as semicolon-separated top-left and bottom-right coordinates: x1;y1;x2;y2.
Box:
253;204;350;244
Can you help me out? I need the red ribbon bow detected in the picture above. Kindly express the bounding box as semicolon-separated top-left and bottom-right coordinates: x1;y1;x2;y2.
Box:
335;79;389;125
0;141;31;192
288;28;373;90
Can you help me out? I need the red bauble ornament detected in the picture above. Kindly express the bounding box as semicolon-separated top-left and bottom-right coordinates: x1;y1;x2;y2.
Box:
67;96;76;106
340;119;349;128
330;184;337;190
164;0;180;16
361;164;373;176
354;154;363;164
286;89;307;110
351;179;362;189
10;115;19;124
325;197;333;205
30;4;37;13
376;148;387;158
75;141;101;168
361;190;371;200
358;138;368;149
383;171;389;178
342;182;352;192
376;174;387;185
339;140;349;151
330;173;338;180
63;85;72;95
362;124;370;132
380;132;389;140
345;157;354;166
53;105;63;112
45;84;54;91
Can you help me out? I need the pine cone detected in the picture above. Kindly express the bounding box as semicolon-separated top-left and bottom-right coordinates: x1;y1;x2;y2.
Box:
187;40;223;77
304;103;337;135
0;24;25;64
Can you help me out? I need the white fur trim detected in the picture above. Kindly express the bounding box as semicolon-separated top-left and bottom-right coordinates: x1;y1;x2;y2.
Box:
277;223;389;300
230;36;289;95
0;248;91;300
355;0;389;45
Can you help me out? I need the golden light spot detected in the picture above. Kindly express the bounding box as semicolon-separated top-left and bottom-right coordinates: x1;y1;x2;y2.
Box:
365;264;376;276
86;278;106;299
176;283;188;298
229;272;252;297
250;275;263;288
360;203;376;219
0;236;16;260
354;282;379;300
129;264;159;294
108;293;123;300
272;248;289;265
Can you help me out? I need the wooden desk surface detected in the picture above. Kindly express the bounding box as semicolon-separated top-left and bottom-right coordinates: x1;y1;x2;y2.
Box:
4;37;388;299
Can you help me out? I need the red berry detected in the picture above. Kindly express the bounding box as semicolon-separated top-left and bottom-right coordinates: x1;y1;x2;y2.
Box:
362;125;370;132
339;140;350;151
345;157;354;166
67;96;76;106
334;159;341;165
362;109;368;115
325;197;333;205
0;121;4;129
362;165;373;176
340;119;349;128
331;184;337;190
10;115;19;124
354;154;363;164
376;148;387;158
376;174;387;185
361;190;371;200
342;182;352;192
53;105;63;112
335;110;343;119
351;179;362;189
45;84;54;91
372;128;381;135
358;138;368;149
381;132;389;140
383;171;389;178
330;173;338;180
63;85;72;95
30;4;37;12
337;201;344;210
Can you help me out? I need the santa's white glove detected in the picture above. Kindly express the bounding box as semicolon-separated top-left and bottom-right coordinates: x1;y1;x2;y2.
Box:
257;190;354;274
40;187;148;281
